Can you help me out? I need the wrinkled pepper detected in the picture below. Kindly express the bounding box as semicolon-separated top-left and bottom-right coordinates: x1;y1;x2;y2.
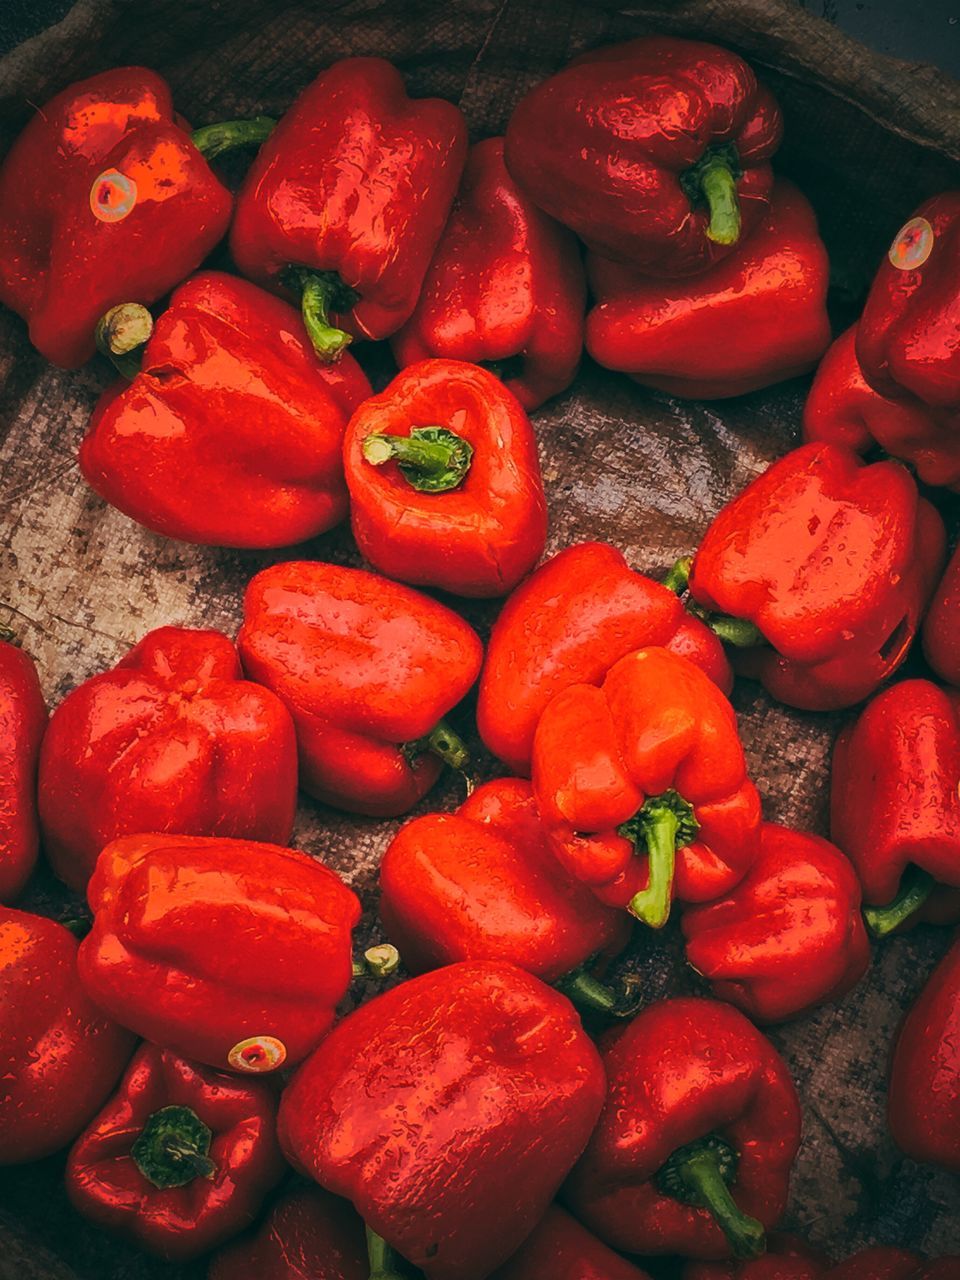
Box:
238;561;483;816
922;541;960;687
38;626;298;891
392;137;586;410
565;996;801;1260
231;57;467;355
477;542;732;775
66;1043;286;1260
491;1205;653;1280
504;36;782;277
278;960;606;1280
79;272;371;547
683;1234;827;1279
79;833;360;1073
0;636;46;903
343;358;547;597
1;907;134;1164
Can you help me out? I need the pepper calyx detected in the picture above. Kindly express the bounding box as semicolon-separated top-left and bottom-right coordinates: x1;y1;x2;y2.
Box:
680;143;743;247
656;1133;765;1260
619;790;698;930
131;1104;217;1189
362;427;474;493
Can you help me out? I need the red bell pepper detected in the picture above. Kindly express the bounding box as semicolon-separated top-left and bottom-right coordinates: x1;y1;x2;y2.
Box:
504;36;782;277
682;1234;828;1279
565;996;801;1260
532;646;761;927
238;561;483;816
231;57;467;357
0;637;46;903
0;67;272;369
491;1205;653;1280
477;542;732;775
78;833;360;1073
684;442;946;710
681;823;870;1024
923;541;960;686
391;137;586;410
79;272;371;547
343;358;547;597
586;182;830;399
277;960;606;1280
38;625;298;891
66;1042;286;1259
825;1250;958;1280
0;907;134;1164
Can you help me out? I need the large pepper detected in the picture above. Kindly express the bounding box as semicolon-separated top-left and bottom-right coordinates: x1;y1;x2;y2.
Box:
922;541;960;686
0;67;271;368
79;272;371;547
684;442;946;711
586;182;830;399
0;907;134;1164
504;36;782;277
209;1185;367;1280
532;646;761;927
38;626;298;891
343;359;547;597
66;1043;286;1260
391;138;586;410
78;833;360;1073
564;996;801;1260
230;57;467;357
681;823;870;1024
477;542;732;775
683;1235;828;1279
277;960;606;1280
491;1205;652;1280
0;637;46;903
237;561;483;816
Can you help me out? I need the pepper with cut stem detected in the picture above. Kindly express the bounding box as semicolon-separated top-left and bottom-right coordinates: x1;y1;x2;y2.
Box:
367;1229;410;1280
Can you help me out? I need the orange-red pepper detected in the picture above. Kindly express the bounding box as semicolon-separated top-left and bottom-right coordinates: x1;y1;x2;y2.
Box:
922;541;960;686
0;637;46;903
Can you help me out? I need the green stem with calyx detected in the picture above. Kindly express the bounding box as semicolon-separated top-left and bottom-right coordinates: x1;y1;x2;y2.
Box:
284;267;357;362
131;1105;217;1189
864;866;937;938
190;115;276;160
556;968;619;1015
363;427;474;494
663;555;693;595
680;143;743;247
95;303;154;379
366;1227;409;1280
619;790;699;929
656;1134;765;1260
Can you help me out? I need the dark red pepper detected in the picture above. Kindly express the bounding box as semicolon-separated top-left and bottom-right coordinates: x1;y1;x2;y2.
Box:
923;541;960;687
491;1205;653;1280
825;1249;957;1280
683;1234;828;1279
0;637;46;903
683;1243;960;1280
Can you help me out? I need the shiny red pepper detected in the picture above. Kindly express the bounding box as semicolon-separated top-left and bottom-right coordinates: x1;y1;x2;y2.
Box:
477;542;732;775
685;443;946;710
0;907;134;1164
491;1205;653;1280
0;638;46;903
682;823;870;1024
682;1234;828;1279
238;561;483;816
532;646;761;927
923;541;960;686
586;182;830;399
38;626;298;891
79;833;360;1073
209;1185;367;1280
66;1043;286;1259
277;960;606;1280
504;36;782;277
391;138;586;410
231;57;467;357
564;996;801;1260
79;272;371;547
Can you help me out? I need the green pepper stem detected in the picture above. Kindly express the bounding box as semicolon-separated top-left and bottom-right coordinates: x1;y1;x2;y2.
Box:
362;428;474;493
663;556;693;595
95;303;154;380
864;867;937;938
294;271;353;361
191;115;276;160
366;1227;408;1280
699;153;742;246
364;944;401;978
672;1145;765;1259
557;969;619;1015
0;625;15;644
425;720;470;772
628;806;678;929
708;615;764;648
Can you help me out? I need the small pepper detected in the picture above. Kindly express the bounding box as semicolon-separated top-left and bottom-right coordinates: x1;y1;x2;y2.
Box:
79;272;371;547
38;626;298;891
491;1205;653;1280
0;907;134;1164
66;1043;286;1259
683;1234;828;1279
391;137;586;410
238;561;483;816
79;833;361;1073
586;182;830;399
231;57;467;356
477;542;732;775
0;636;46;903
343;359;547;597
564;996;801;1260
532;646;762;927
922;541;960;687
277;960;606;1280
504;36;782;277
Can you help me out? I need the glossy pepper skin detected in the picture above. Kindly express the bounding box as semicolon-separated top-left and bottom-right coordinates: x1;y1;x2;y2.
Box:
504;37;782;277
209;1185;367;1280
586;182;830;399
477;542;732;775
343;359;547;597
238;561;483;816
532;646;762;927
687;443;946;711
0;908;134;1164
79;272;371;547
825;1250;960;1280
0;639;46;903
278;960;606;1280
38;626;298;892
392;138;586;410
79;833;361;1073
565;996;801;1260
66;1043;286;1260
922;542;960;686
683;1234;828;1279
491;1205;653;1280
682;823;870;1024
